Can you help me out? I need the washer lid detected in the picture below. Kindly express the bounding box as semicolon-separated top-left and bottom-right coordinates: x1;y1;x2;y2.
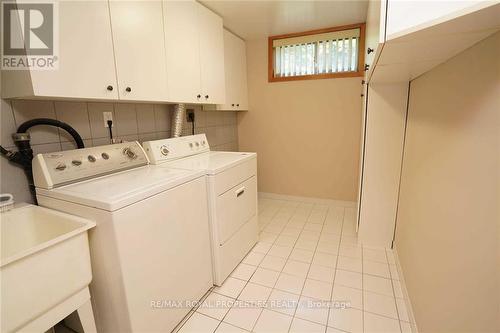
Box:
36;165;205;211
165;151;256;175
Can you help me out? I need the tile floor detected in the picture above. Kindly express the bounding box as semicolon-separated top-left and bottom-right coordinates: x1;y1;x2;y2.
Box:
177;198;416;333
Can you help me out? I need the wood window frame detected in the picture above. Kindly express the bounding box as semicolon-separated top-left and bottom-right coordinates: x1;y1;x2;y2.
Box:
268;23;366;82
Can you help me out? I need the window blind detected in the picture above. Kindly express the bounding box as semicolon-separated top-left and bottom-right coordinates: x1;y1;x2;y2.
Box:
273;28;360;77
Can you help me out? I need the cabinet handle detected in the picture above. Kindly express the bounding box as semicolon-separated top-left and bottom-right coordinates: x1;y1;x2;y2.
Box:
236;104;239;107
197;94;201;99
205;95;209;99
231;104;235;107
125;87;132;92
107;85;113;91
235;186;246;197
367;48;374;54
361;94;364;97
364;64;370;71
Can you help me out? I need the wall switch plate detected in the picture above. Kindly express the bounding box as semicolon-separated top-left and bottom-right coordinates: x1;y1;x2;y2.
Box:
103;112;113;127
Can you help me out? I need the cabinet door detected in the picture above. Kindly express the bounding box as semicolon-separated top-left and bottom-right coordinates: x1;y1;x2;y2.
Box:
234;34;249;110
163;0;201;104
31;1;118;99
109;0;167;101
197;3;225;104
217;30;238;110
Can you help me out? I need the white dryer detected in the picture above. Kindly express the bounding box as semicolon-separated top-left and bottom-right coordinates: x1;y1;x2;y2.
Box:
33;142;213;332
142;134;258;286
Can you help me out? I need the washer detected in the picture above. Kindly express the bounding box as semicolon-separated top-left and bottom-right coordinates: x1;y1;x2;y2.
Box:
32;141;213;332
143;134;258;286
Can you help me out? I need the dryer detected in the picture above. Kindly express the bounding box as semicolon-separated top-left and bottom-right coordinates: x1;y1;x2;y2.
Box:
33;142;213;332
142;134;258;286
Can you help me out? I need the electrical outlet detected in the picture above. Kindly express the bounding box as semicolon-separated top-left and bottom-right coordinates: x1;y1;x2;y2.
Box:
103;112;113;127
186;110;195;123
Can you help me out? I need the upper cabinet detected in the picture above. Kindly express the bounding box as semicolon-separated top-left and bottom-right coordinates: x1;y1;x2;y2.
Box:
163;0;226;104
217;30;249;111
109;0;168;102
365;0;500;83
2;0;227;105
2;1;118;100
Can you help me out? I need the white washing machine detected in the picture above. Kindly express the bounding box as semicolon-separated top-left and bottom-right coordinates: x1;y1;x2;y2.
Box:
142;134;258;286
32;142;213;332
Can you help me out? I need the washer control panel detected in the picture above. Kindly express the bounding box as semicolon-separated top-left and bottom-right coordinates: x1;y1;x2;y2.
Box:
142;134;210;164
33;141;149;189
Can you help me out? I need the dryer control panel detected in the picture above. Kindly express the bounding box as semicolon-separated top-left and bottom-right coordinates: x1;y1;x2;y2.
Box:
33;141;149;189
142;134;210;164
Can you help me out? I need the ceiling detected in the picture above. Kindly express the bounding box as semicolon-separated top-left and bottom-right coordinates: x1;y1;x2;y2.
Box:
200;0;369;40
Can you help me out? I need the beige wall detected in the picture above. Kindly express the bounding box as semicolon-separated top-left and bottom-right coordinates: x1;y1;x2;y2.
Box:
238;38;363;201
0;99;238;203
395;32;500;332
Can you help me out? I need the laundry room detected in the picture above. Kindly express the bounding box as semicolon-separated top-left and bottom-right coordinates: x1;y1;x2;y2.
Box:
0;1;499;333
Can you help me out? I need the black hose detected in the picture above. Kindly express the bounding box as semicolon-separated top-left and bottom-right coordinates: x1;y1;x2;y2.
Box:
1;118;85;204
17;118;84;148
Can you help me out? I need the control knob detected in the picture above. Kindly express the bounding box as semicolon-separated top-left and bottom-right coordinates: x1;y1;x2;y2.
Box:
88;155;97;163
160;145;169;156
123;147;137;160
55;163;67;171
72;160;82;166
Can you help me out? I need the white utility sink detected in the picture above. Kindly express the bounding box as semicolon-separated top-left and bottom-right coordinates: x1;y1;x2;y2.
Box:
1;205;96;333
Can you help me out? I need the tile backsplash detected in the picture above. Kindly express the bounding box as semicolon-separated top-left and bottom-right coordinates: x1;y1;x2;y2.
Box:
0;99;239;203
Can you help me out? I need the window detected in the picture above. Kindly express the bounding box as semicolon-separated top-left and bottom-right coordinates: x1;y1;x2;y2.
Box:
268;23;365;82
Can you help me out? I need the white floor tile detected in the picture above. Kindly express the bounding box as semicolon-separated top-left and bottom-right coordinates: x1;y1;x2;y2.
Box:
281;227;302;238
275;235;297;247
339;245;362;259
231;263;257;281
396;297;410;323
250;268;280;288
295;296;329;325
363;275;394;296
289;248;315;263
282;260;310;278
259;232;278;244
289;317;326;333
243;251;265;266
337;256;362;273
364;291;398;319
197;292;235;320
275;273;306;294
363;247;388;263
303;223;323;232
364;311;401;333
328;307;363;333
316;242;339;255
252;242;272;254
294;239;318;251
179;312;220;333
259;255;287;272
364;261;391;278
312;252;337;268
326;327;347;333
334;270;362;290
389;264;400;280
266;289;299;316
392;280;404;299
238;282;272;304
214;277;247;298
224;302;262;331
331;285;363;310
253;309;293;333
268;244;293;258
302;279;333;301
215;322;248;333
307;265;335;283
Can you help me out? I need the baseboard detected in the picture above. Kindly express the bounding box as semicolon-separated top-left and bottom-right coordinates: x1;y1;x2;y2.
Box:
258;192;357;208
393;247;419;333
